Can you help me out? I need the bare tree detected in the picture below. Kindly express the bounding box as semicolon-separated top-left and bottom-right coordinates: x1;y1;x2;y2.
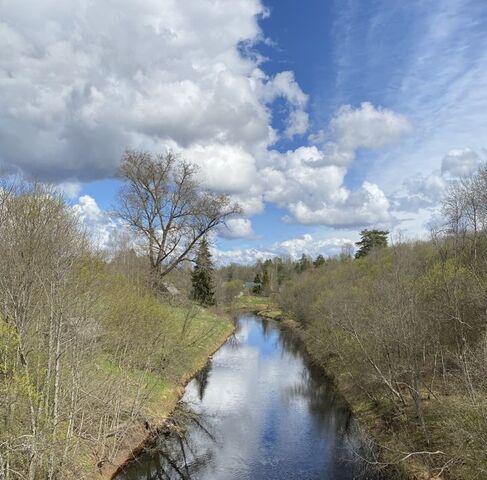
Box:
115;150;241;291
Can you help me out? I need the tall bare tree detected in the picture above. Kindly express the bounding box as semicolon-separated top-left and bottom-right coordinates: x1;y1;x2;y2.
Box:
116;150;241;291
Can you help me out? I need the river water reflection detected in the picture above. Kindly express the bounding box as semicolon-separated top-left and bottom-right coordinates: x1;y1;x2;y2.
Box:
116;313;381;480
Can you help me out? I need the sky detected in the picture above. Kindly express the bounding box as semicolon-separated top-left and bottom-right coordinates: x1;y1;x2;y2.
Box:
1;0;487;263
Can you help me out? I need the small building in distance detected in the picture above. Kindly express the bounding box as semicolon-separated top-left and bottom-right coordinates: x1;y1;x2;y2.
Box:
244;281;261;292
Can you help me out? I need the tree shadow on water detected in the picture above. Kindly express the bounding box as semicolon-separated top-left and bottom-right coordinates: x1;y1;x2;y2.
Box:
115;403;216;480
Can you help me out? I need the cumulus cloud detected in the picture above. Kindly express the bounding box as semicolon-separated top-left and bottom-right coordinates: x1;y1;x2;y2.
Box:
72;195;118;249
212;247;276;265
0;0;297;184
289;181;391;227
329;102;412;152
394;172;446;212
0;1;412;234
260;103;411;227
260;71;309;138
441;148;481;178
392;147;484;213
218;218;255;239
276;233;353;258
56;181;82;199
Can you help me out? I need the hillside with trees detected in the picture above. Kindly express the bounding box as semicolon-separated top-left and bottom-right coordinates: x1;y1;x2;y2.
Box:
0;153;234;479
275;165;487;479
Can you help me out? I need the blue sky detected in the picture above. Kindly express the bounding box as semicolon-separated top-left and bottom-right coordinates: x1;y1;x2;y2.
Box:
1;0;487;262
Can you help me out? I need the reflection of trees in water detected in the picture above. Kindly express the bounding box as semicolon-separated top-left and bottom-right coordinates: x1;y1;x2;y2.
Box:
275;323;305;360
273;319;351;431
226;332;240;349
194;363;211;401
115;403;216;480
285;368;352;435
117;316;384;480
260;318;270;337
276;322;384;479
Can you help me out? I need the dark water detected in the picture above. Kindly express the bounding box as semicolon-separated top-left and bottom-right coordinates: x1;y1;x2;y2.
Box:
116;314;380;480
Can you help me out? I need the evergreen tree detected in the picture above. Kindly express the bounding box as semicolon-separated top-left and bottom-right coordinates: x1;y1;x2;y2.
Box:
252;273;262;295
295;253;312;273
355;229;389;259
313;254;326;267
191;238;216;306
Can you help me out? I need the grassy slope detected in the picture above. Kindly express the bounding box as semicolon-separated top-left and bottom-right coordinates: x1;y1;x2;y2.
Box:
96;304;233;479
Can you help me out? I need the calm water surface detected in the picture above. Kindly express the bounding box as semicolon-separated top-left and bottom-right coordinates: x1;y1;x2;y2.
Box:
116;314;380;480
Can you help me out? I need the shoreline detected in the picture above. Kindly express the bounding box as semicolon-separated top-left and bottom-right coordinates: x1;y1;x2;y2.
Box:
253;303;410;479
99;311;235;480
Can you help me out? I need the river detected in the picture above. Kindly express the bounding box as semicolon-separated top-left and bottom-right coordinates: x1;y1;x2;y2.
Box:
115;313;382;480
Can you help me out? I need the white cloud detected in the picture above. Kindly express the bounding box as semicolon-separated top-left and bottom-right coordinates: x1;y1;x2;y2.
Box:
260;103;411;227
441;148;481;178
212;247;276;265
329;102;412;152
0;0;283;183
276;233;354;258
289;181;391;227
56;181;82;199
393;148;484;214
213;232;356;265
394;172;447;212
72;195;118;249
0;1;414;235
339;2;487;208
285;109;309;138
218;218;255;239
260;71;309;138
184;143;259;195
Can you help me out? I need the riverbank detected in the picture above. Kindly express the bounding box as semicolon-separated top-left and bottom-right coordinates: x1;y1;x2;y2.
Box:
114;312;381;480
98;306;234;480
230;294;283;320
248;294;487;479
233;296;418;479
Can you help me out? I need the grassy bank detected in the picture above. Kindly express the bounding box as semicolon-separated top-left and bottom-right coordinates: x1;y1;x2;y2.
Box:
0;246;234;480
231;294;283;320
242;295;469;479
99;304;234;479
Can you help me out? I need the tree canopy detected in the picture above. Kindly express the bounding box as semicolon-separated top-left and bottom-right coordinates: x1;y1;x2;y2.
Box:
354;229;389;258
116;150;241;291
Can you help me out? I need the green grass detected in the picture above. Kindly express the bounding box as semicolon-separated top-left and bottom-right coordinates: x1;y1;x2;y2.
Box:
91;301;233;478
99;303;233;419
231;295;284;320
256;309;283;320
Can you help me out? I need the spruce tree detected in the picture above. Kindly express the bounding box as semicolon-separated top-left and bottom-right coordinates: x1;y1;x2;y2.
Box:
191;238;216;306
252;273;262;295
354;229;389;259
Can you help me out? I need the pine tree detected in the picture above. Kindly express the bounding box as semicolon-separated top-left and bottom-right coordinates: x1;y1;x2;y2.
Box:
191;238;216;306
354;229;389;259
